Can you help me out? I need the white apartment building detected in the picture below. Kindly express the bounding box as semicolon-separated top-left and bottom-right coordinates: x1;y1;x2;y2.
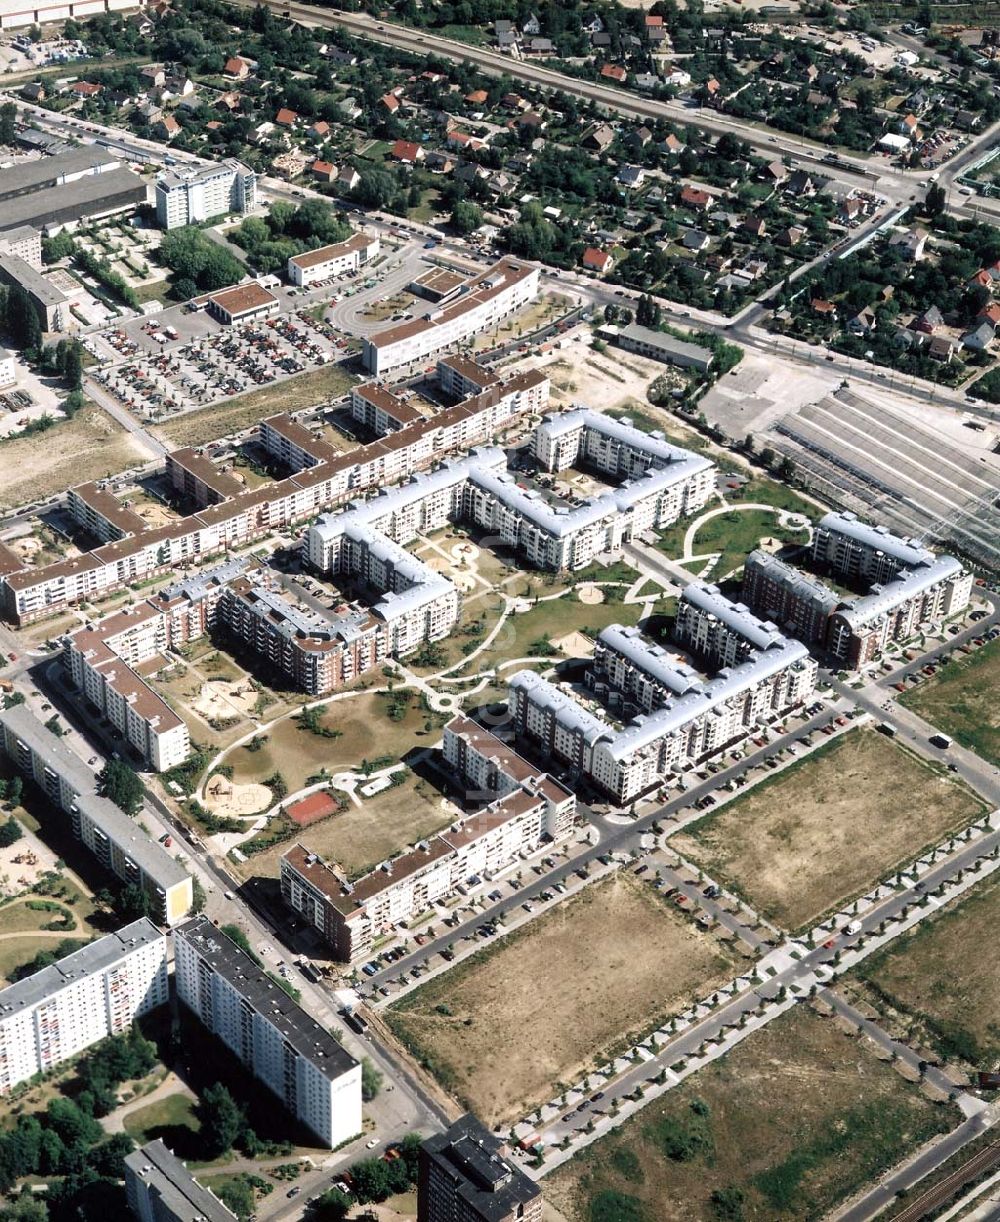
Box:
0;370;549;627
154;160;257;230
174;917;362;1149
361;258;540;375
0;704;193;924
125;1139;237;1222
286;232;379;287
508;584;817;803
812;511;936;586
64;602;190;773
0;919;167;1095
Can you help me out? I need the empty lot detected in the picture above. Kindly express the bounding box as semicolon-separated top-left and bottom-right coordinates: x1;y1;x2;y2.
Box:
855;869;1000;1066
901;639;1000;768
387;874;736;1126
674;730;987;931
0;405;154;510
546;1006;957;1222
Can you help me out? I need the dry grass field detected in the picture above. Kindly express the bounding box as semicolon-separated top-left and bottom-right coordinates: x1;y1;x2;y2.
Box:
674;730;987;931
156;365;357;447
0;406;154;510
387;874;736;1126
546;1006;957;1222
224;690;432;794
854;870;1000;1066
234;773;453;883
901;639;1000;768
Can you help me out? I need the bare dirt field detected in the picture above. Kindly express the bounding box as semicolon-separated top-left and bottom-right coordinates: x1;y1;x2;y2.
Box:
852;870;1000;1067
237;773;454;882
192;679;259;722
387;874;736;1126
0;406;154;510
674;730;987;932
202;774;273;817
156;364;357;448
546;1005;957;1222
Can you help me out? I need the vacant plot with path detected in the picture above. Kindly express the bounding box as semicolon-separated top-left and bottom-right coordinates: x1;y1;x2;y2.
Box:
674;730;987;931
854;869;1000;1066
901;638;1000;767
546;1006;957;1222
387;874;736;1126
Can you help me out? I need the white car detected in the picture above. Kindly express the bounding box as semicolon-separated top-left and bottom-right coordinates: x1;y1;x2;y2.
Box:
366;1137;379;1149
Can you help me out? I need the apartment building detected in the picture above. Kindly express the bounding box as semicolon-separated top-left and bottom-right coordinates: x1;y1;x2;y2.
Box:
154;159;257;230
673;582;786;669
67;482;147;544
166;448;246;509
0;371;550;627
437;354;501;400
125;1140;237;1222
418;1115;543;1222
308;509;461;656
0;919;167;1095
286;231;379;287
309;409;712;582
742;549;840;645
361;258;540;375
217;576;388;694
350;383;424;435
741;515;973;667
0;705;192;924
509;584;816;803
282;784;562;963
281;723;574;963
173;917;362;1148
0;225;43;270
442;714;576;832
812;510;935;585
64;603;190;773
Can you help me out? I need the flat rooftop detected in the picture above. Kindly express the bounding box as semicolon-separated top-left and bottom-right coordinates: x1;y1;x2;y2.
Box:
0;918;162;1022
176;916;358;1080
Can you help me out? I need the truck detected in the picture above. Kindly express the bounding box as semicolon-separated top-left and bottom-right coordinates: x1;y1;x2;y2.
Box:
877;722;897;738
929;733;952;750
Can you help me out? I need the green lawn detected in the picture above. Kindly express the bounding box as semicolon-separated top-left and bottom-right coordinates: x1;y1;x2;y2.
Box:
660;507;810;579
123;1092;200;1150
460;590;665;672
899;638;1000;767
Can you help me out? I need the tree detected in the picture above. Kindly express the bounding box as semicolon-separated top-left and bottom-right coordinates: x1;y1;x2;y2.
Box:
0;1192;49;1221
0;816;22;848
218;1176;255;1219
925;182;946;218
451;199;483;234
191;876;207;914
349;1157;394;1203
309;1188;351;1220
361;1057;383;1101
197;1084;244;1158
0;102;16;147
97;759;144;816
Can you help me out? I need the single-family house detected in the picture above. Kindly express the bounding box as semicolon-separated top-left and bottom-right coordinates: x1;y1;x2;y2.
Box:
582;247;614;273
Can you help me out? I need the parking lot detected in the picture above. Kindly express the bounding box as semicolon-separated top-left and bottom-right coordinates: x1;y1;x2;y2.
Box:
92;307;350;421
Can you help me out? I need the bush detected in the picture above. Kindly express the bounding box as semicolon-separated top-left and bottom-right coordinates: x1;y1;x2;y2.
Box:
0;815;22;848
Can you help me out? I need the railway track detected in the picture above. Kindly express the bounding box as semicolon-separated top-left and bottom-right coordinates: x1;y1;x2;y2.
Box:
891;1136;1000;1222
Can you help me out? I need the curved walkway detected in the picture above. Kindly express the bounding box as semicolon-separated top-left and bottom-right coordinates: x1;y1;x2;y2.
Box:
680;501;810;563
